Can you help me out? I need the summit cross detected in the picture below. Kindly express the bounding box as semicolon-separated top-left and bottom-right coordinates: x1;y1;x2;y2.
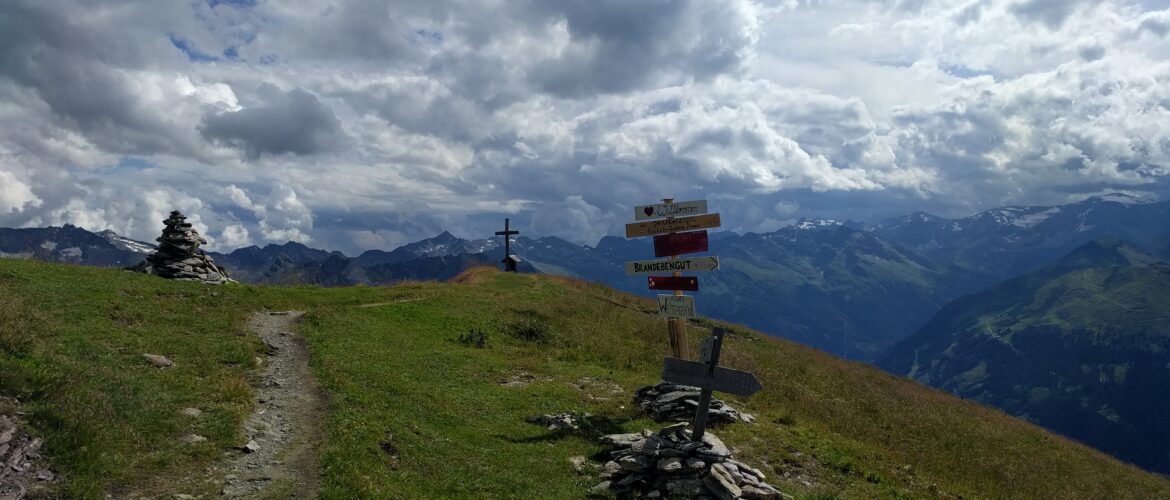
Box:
495;218;521;272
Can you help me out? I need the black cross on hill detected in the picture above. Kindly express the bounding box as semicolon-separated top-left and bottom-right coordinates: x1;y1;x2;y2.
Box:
495;218;521;272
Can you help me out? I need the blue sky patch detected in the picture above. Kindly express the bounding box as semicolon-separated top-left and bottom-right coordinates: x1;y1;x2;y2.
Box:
169;34;218;62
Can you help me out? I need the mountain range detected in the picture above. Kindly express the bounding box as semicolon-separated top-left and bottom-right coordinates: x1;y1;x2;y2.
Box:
2;193;1165;361
3;192;1169;474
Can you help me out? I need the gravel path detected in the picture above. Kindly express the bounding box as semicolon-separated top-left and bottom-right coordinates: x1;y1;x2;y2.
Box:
219;311;324;498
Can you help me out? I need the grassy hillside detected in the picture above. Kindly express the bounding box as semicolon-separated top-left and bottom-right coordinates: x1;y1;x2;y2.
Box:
1;259;1168;498
878;244;1170;474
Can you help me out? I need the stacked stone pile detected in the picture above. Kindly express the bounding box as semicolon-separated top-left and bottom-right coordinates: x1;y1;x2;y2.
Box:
594;424;790;499
636;382;754;425
143;211;233;284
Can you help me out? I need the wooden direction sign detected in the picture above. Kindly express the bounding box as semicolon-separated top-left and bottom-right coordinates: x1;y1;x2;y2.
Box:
624;256;719;275
634;200;708;221
648;276;698;291
657;294;696;318
662;357;763;397
653;231;708;257
661;327;763;442
626;213;721;238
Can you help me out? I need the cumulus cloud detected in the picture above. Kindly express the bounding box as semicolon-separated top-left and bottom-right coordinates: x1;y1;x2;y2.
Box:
0;0;1168;251
0;169;41;213
219;224;252;248
200;84;345;159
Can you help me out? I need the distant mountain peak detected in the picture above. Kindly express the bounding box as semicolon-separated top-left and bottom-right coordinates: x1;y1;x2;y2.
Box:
1056;237;1162;269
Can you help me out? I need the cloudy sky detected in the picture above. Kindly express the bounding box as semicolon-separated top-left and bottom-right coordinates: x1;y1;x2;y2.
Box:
1;0;1168;254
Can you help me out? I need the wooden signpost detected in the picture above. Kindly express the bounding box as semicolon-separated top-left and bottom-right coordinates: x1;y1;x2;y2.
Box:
624;198;721;359
652;231;709;258
657;294;696;318
625;213;721;238
625;256;720;275
634;199;708;221
661;327;763;442
648;276;698;291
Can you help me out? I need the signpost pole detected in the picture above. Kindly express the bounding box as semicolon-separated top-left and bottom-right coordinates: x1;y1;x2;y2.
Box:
662;198;689;359
691;328;725;442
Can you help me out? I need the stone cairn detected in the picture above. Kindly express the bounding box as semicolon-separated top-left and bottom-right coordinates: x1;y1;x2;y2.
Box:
595;423;790;499
142;211;233;284
636;382;754;425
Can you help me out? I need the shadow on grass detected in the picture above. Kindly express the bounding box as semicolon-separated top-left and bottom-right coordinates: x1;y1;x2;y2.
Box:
505;414;632;444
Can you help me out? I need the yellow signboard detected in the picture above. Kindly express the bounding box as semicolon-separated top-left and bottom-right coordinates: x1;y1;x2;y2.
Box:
625;213;721;238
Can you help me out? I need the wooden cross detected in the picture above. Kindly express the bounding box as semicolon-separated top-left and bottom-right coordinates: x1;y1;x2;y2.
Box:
495;218;520;272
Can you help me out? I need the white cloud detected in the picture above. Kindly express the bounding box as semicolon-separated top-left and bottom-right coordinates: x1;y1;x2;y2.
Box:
0;169;41;214
219;224;252;249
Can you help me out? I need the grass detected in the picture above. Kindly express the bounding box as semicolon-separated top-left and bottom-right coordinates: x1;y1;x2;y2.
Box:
2;259;1169;498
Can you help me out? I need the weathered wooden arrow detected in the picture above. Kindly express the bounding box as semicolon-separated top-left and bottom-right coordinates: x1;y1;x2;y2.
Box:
661;357;763;397
624;256;720;275
660;327;763;442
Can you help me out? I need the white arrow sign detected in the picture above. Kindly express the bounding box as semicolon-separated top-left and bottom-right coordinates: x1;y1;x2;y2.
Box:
624;257;720;275
658;295;696;318
634;200;708;221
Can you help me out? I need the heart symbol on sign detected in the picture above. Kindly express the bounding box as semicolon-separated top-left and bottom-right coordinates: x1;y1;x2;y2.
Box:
643;207;655;216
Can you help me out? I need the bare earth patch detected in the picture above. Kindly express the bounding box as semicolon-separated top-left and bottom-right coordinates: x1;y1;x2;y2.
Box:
217;311;325;498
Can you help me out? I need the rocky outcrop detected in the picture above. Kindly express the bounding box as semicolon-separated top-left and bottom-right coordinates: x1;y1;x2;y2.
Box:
594;424;791;499
1;399;54;498
139;211;233;284
636;382;754;425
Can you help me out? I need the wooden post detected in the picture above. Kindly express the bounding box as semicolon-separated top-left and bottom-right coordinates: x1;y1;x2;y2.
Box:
691;328;725;442
663;198;689;360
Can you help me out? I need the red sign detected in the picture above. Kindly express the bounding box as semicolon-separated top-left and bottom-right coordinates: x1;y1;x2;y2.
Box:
653;230;709;257
648;276;699;291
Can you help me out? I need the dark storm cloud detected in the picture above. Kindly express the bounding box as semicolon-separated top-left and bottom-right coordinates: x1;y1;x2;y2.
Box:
1079;43;1107;61
1138;17;1169;38
954;2;984;25
200;84;345;159
0;0;200;156
528;0;756;97
1010;0;1099;30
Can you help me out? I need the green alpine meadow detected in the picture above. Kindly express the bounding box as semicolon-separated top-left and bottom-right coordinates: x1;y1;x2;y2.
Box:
3;258;1169;498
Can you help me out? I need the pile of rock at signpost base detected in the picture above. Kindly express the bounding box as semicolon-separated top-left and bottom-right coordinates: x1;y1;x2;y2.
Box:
636;382;754;425
594;423;790;499
527;412;590;433
137;210;234;284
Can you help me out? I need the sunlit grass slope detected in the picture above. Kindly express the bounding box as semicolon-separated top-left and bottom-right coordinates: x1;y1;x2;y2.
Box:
2;259;1168;498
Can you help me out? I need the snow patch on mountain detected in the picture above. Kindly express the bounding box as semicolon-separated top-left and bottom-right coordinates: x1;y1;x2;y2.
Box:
969;206;1061;229
98;230;156;254
1091;193;1154;205
795;218;842;230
